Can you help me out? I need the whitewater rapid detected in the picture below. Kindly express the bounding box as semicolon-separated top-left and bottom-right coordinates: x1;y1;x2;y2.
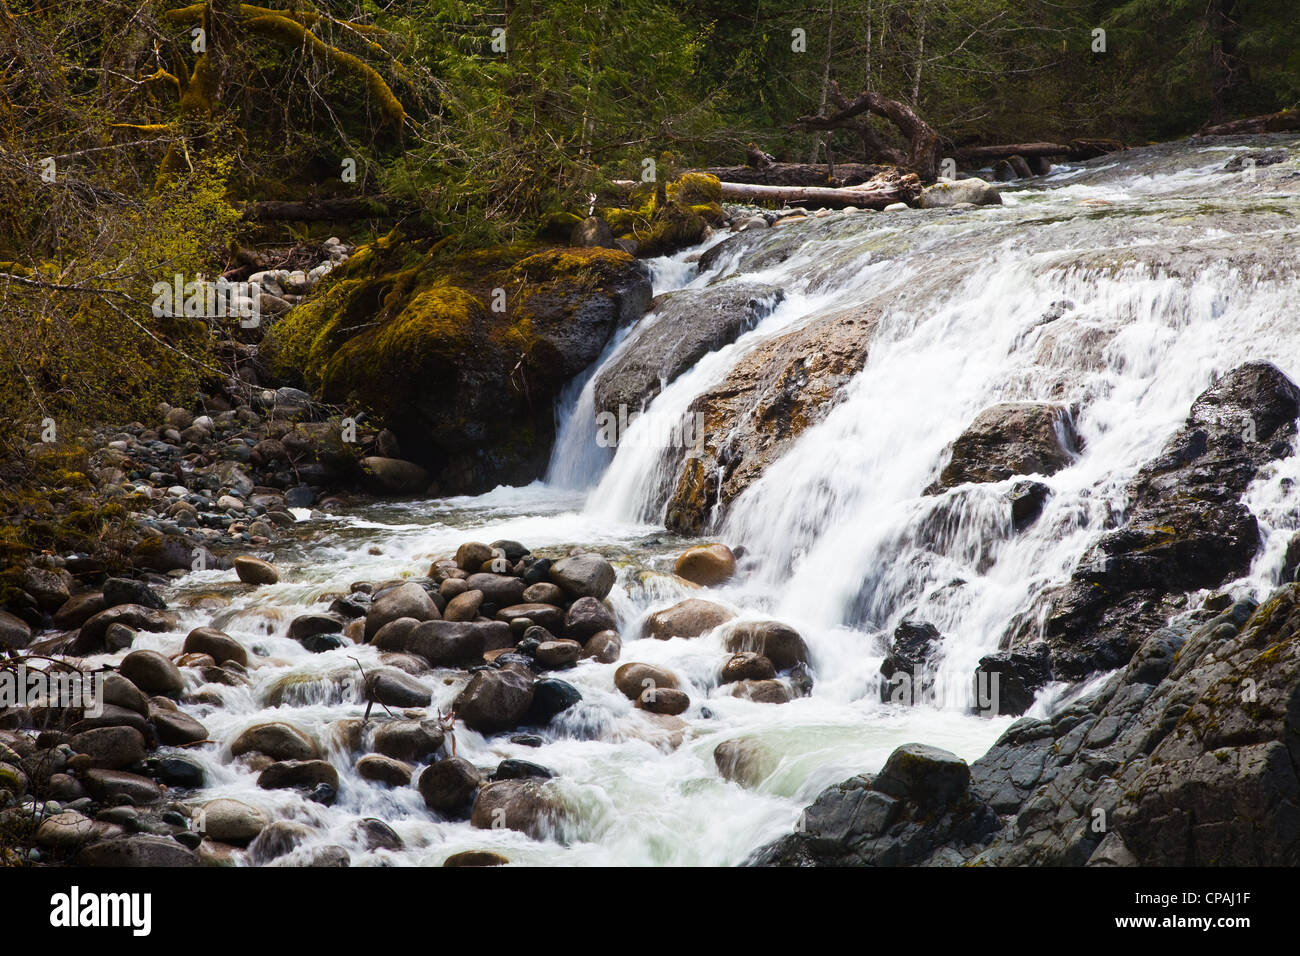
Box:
113;136;1300;865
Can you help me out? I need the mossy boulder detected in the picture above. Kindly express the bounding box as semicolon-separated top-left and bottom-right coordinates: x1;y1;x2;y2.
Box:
593;174;725;259
261;236;651;492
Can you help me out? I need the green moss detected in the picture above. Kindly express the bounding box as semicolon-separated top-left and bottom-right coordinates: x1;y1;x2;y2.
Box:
668;172;722;206
505;245;636;285
537;212;584;242
320;284;486;414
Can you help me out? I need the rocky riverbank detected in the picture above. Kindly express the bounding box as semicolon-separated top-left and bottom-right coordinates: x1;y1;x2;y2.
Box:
2;536;823;866
751;581;1300;866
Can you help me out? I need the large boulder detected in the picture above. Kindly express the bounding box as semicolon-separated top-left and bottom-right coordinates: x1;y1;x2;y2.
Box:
183;626;248;667
118;650;184;696
261;240;650;493
665;304;880;534
464;572;527;606
257;759;339;791
364;582;439;641
758;586;1300;867
233;555;280;586
76;835;197;867
563;597;616;641
72;604;178;655
644;598;735;640
723;620;809;670
674;544;737;586
419;757;482;815
879;620;941;703
470;778;565;838
930;402;1078;490
231;722;319;762
549;553;616;600
371;719;445;762
0;610;31;651
918;178;1002;208
1033;361;1300;678
364;668;433;708
69;727;147;770
412;619;512;665
613;662;680;700
750;744;996;867
200;798;268;845
361;457;430;494
454;665;535;734
593;283;784;418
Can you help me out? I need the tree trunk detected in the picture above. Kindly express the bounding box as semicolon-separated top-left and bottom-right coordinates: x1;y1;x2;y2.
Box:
1198;109;1299;137
794;81;940;182
956;142;1071;162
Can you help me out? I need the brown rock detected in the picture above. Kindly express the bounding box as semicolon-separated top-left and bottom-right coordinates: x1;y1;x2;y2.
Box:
727;679;791;703
234;555;280;585
724;621;809;670
357;754;415;787
470;778;565;837
719;651;776;684
614;662;680;700
231;722;319;761
581;629;622;664
419;756;482;814
644;598;735;640
636;685;690;715
443;589;484;622
443;849;509;867
534;639;582;669
454;666;534;734
257;759;339;791
119;649;184;696
674;543;738;586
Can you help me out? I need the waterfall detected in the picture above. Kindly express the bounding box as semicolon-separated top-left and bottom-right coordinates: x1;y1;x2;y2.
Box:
556;139;1300;708
142;136;1300;866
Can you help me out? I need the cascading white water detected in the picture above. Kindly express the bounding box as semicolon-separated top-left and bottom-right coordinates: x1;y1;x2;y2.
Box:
118;137;1300;866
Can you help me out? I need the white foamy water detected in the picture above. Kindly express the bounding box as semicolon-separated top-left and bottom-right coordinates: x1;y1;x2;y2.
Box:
112;137;1300;866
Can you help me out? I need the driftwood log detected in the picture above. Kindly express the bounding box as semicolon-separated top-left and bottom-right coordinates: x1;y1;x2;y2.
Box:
1198;109;1300;136
955;139;1127;166
716;174;920;209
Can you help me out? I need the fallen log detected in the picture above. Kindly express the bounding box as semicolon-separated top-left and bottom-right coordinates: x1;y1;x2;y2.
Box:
1198;109;1300;136
245;195;406;221
1066;138;1128;160
717;175;920;210
955;142;1070;163
793;82;941;182
693;162;891;188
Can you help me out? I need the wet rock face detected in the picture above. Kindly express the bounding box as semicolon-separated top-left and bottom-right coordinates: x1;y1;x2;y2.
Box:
750;743;999;867
758;586;1300;867
262;243;652;493
664;304;880;535
1037;361;1300;679
592;282;785;419
929;402;1078;491
879;620;941;703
